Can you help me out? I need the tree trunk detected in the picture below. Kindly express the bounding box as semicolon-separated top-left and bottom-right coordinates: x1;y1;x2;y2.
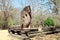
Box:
3;11;8;29
53;0;58;14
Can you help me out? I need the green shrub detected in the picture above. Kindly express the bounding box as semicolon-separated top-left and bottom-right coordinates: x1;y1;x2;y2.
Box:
44;18;54;26
0;20;4;26
7;18;13;26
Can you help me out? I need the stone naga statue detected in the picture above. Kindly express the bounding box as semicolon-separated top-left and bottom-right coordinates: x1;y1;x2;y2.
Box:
21;6;32;28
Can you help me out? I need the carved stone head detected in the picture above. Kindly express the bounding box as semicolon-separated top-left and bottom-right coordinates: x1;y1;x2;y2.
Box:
23;6;31;13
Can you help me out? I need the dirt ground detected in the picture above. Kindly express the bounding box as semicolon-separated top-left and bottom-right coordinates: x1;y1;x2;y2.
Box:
0;30;23;40
0;30;60;40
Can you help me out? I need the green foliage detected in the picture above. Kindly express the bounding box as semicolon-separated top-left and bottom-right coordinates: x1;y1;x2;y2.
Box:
7;17;13;26
44;18;54;26
0;17;4;26
0;20;4;26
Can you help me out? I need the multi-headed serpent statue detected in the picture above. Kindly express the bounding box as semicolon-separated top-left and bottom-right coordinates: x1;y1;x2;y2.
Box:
8;6;38;37
21;6;32;28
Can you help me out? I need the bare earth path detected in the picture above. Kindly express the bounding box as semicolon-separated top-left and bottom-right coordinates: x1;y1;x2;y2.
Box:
0;30;23;40
0;30;9;40
0;30;60;40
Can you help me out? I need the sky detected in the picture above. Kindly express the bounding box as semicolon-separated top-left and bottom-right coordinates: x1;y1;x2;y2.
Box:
11;0;29;9
11;0;49;8
11;0;54;14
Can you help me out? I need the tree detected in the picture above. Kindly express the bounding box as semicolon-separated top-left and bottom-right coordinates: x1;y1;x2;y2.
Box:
0;0;12;29
49;0;60;15
52;0;58;14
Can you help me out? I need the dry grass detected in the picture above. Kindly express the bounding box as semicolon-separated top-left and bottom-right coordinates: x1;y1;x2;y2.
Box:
32;33;60;40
